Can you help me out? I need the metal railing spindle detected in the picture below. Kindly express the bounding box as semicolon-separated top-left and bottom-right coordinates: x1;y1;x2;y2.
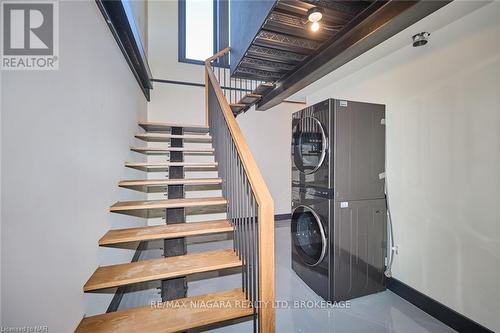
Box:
205;49;275;333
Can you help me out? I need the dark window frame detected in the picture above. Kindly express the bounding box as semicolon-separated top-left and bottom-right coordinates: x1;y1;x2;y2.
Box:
178;0;229;66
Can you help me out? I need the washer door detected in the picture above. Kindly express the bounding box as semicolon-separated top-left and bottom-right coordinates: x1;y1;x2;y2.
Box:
291;205;327;266
292;116;327;174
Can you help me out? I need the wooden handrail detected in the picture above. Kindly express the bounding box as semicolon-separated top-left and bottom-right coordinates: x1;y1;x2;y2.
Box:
204;47;231;63
205;49;275;333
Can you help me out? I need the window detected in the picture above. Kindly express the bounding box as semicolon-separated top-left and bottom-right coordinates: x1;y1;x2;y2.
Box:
179;0;229;65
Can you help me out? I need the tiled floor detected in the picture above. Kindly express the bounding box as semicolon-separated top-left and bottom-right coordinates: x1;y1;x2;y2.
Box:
204;221;456;333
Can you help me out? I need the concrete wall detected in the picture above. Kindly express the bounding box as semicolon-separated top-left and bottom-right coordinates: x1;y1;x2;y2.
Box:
1;1;147;331
301;2;499;331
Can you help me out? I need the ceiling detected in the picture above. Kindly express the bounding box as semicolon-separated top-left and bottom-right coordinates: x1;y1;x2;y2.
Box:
229;0;456;110
232;0;375;82
287;0;489;102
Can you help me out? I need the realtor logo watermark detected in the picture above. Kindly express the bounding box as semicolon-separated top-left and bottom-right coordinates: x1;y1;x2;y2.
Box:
1;1;59;70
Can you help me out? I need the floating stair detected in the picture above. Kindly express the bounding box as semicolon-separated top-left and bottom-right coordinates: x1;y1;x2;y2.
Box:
230;103;246;115
254;82;275;95
231;83;275;116
110;197;227;217
110;197;227;212
130;146;214;155
239;93;262;104
83;249;241;292
81;119;259;331
138;121;209;133
75;289;253;333
125;161;218;172
135;133;212;143
118;177;222;192
99;219;233;246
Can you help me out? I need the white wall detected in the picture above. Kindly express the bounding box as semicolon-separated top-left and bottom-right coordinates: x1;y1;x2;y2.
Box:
1;1;147;331
302;2;499;331
0;63;2;324
147;0;304;217
237;103;304;215
146;0;218;214
148;0;205;124
109;3;498;331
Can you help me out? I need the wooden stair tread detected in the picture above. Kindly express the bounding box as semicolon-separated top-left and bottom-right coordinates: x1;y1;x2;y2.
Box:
138;121;209;133
125;161;217;167
118;177;223;192
131;147;214;155
238;93;261;104
75;288;253;333
230;103;246;115
230;103;245;108
110;197;227;212
135;133;212;142
245;93;262;97
125;161;218;172
253;82;274;95
83;249;240;291
118;177;222;187
99;219;233;245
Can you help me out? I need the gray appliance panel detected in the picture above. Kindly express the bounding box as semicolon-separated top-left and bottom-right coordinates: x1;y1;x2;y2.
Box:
291;99;333;189
329;199;387;301
334;99;386;200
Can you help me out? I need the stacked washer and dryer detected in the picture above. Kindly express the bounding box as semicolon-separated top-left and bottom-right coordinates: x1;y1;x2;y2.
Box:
291;98;387;302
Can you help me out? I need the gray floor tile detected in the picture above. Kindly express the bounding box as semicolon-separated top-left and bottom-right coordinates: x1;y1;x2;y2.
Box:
203;223;455;333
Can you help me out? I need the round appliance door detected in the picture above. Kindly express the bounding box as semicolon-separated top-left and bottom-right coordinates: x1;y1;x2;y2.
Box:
291;205;327;266
292;116;327;174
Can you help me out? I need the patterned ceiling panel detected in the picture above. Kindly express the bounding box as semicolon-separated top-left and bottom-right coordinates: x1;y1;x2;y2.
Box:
234;0;372;83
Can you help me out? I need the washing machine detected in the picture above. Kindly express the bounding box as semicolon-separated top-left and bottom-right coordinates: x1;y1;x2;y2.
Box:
291;186;329;300
291;186;388;302
292;98;386;201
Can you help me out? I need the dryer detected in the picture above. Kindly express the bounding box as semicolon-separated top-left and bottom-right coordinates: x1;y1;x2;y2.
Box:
291;186;387;302
292;99;333;191
292;99;386;200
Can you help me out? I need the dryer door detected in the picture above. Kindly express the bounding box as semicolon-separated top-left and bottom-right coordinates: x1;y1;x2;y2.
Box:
292;116;327;174
291;205;327;266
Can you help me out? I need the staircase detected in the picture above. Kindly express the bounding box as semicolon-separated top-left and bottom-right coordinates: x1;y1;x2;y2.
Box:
209;49;275;117
229;83;274;116
76;48;275;332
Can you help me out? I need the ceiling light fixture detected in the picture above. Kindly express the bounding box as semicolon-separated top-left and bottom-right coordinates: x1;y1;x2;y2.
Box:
311;21;320;32
307;7;323;23
307;7;323;32
412;32;430;47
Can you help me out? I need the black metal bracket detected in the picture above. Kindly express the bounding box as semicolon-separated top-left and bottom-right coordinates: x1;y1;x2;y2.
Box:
161;127;188;301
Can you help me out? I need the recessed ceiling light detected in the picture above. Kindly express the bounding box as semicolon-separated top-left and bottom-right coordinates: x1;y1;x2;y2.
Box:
311;21;320;32
307;7;323;23
412;32;430;47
